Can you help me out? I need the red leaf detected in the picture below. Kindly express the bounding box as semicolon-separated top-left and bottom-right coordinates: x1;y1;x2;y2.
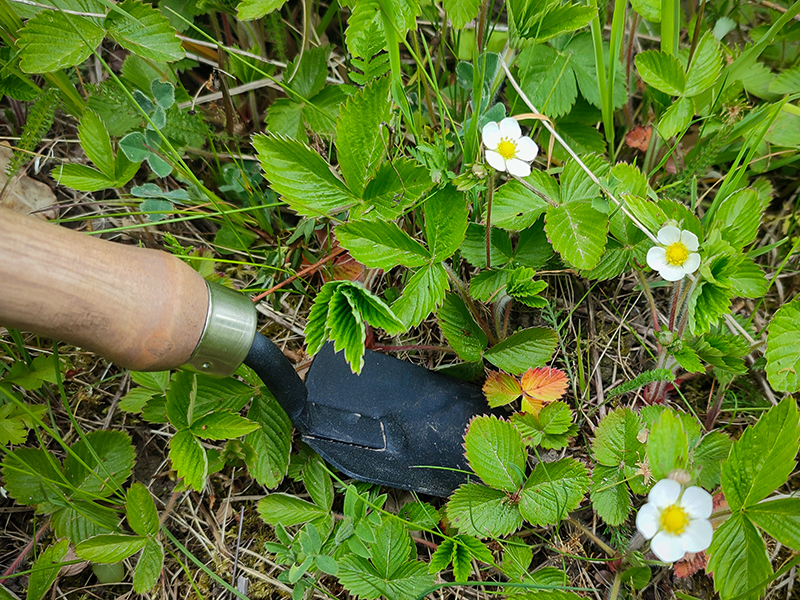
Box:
519;367;569;415
483;371;522;408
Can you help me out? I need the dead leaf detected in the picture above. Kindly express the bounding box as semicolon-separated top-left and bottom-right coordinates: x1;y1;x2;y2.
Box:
674;551;707;578
0;143;57;219
625;126;652;152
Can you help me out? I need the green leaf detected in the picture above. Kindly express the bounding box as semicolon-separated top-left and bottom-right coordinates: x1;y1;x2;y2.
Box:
469;269;513;302
189;410;259;440
244;392;292;488
126;482;159;537
560;154;608;204
769;65;800;95
484;328;558;375
590;464;631;526
51;502;119;544
78;110;115;178
52;164;117;192
338;556;432;600
657;96;694;138
720;396;799;510
18;11;104;73
670;345;704;373
729;257;768;298
712;186;764;249
75;534;147;563
534;3;594;42
359;158;433;220
443;0;479;28
169;429;208;491
303;455;333;512
237;0;288;19
545;200;608;270
707;513;771;600
150;80;174;109
428;539;454;574
693;431;731;491
266;98;306;140
592;408;644;467
258;493;329;526
437;293;488;362
490;176;551;232
629;0;659;21
133;538;163;593
26;539;69;600
635;50;686;96
518;458;589;526
748;498;800;549
446;483;523;538
105;0;184;63
685;32;723;97
425;185;468;261
0;403;38;445
328;287;367;372
336;76;391;196
335;220;430;269
1;355;62;391
518;44;577;118
398;501;441;531
64;430;135;497
119;132;150;163
254;134;358;217
766;296;800;393
506;267;548;308
510;401;573;448
622;194;666;236
460;224;514;269
391;263;448;328
370;518;411;578
646;409;688;481
450;541;473;582
465;415;527;492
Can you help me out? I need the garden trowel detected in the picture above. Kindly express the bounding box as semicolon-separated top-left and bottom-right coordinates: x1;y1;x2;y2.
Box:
0;208;490;496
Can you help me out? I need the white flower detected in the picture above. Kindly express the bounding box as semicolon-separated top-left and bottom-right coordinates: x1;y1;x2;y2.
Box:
481;117;538;177
646;226;701;281
636;479;713;563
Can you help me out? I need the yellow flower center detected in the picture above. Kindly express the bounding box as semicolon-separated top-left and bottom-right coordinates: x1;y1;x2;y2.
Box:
660;504;690;535
665;242;689;266
497;138;517;160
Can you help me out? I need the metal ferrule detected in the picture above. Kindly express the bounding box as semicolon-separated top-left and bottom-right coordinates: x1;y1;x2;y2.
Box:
184;281;257;377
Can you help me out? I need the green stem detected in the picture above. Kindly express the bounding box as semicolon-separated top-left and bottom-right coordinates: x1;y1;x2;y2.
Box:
660;0;679;56
609;571;623;600
485;171;495;268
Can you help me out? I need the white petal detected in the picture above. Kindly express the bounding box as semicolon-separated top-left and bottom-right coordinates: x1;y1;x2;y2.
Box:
681;519;713;553
485;149;507;172
515;137;539;161
680;230;700;252
648;479;682;508
683;253;701;274
506;158;532;177
657;226;682;245
647;247;668;270
636;503;660;539
680;487;713;519
659;264;687;281
482;121;501;149
499;117;522;140
651;531;687;563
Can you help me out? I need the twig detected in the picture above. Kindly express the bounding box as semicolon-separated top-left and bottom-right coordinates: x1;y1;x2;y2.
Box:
251;246;347;303
499;58;660;246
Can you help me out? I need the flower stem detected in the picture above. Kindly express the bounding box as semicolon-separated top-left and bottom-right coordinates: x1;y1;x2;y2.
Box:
636;269;660;332
485;171;495;269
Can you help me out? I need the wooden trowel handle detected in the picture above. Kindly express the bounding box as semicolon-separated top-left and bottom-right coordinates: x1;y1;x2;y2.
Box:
0;208;208;371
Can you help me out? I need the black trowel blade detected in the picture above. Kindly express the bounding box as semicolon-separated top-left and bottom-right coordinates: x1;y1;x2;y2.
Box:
302;343;491;497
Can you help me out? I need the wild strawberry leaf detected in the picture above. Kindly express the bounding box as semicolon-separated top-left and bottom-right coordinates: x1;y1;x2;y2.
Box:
483;371;522;408
519;367;569;414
